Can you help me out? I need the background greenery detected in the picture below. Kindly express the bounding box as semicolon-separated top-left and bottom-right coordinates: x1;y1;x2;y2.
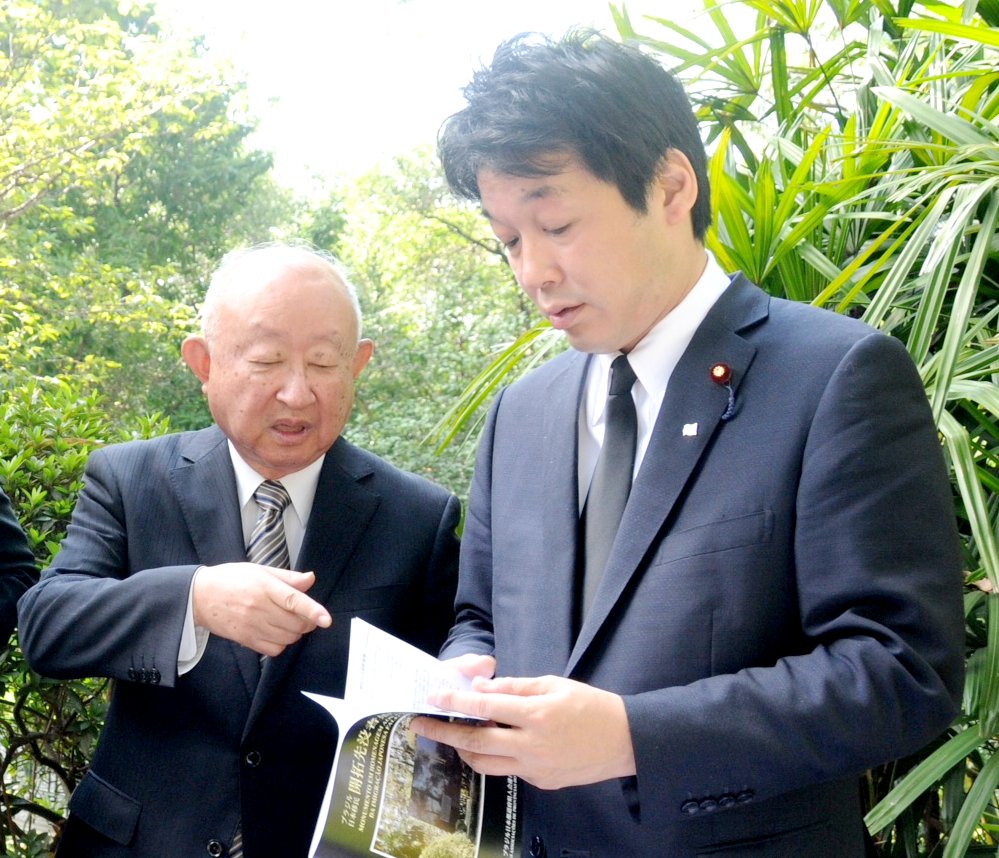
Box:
0;0;996;855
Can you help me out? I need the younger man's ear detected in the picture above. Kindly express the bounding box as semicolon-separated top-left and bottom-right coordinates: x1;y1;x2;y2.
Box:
653;150;699;226
181;336;212;384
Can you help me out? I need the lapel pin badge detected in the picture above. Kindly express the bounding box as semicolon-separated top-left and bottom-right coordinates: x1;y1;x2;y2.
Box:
710;362;737;421
683;423;698;437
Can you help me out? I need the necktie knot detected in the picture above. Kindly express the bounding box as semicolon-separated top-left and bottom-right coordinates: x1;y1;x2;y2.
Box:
609;354;637;396
254;480;291;514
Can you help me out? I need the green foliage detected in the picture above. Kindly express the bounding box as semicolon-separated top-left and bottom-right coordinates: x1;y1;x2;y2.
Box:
0;245;205;430
0;0;292;436
331;150;544;501
0;0;165;231
68;87;287;290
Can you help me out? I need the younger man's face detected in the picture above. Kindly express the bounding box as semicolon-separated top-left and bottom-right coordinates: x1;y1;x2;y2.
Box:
479;156;704;354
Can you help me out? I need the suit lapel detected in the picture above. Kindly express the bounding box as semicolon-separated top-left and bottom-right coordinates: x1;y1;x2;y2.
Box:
246;439;379;735
169;427;261;699
536;353;589;674
293;439;378;601
171;426;245;564
568;276;767;671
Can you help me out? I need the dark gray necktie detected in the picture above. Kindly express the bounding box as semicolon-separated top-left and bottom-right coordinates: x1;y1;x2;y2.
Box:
581;355;638;622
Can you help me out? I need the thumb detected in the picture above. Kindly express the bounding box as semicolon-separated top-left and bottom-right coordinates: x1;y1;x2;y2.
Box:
446;653;496;680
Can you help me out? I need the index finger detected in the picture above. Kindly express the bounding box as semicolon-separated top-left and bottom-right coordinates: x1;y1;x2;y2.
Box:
270;581;332;628
428;688;531;727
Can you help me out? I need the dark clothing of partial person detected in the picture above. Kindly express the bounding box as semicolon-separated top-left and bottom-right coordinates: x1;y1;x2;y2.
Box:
0;485;38;642
18;426;460;857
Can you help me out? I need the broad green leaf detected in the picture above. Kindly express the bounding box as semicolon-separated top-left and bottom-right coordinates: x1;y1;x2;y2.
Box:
896;15;999;49
873;86;999;153
928;184;999;420
940;411;999;590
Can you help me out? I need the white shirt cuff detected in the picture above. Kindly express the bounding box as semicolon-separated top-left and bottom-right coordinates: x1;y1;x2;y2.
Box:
178;567;210;675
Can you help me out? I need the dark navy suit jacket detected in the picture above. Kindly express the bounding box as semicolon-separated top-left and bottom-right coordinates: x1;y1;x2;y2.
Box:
441;275;965;857
19;426;460;857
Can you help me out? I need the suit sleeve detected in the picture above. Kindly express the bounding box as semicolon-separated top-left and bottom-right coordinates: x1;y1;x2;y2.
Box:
17;448;195;685
624;332;964;825
408;489;463;657
0;486;38;642
438;389;504;661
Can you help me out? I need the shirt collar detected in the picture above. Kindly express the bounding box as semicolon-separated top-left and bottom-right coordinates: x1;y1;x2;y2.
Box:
227;441;325;526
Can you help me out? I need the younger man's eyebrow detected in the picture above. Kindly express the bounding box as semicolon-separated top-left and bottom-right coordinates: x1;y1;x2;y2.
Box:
481;183;563;220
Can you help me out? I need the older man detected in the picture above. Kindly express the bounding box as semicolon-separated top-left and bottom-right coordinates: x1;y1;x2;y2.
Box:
19;243;460;857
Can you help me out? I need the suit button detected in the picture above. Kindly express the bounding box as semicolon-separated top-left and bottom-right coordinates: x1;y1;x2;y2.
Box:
736;790;755;804
699;798;718;813
718;793;736;808
206;840;223;857
680;800;700;815
150;668;161;684
529;834;547;857
127;667;137;681
245;750;262;768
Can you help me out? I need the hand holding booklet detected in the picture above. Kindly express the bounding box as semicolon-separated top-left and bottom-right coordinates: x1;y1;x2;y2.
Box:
306;619;520;858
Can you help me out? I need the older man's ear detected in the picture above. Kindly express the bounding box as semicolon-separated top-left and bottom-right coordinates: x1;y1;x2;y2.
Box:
181;335;212;385
352;338;374;379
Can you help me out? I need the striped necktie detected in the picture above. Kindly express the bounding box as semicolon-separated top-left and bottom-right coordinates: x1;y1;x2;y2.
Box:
246;480;291;568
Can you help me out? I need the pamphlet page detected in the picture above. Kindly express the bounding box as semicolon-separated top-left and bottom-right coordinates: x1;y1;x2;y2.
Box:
306;619;520;858
343;618;475;716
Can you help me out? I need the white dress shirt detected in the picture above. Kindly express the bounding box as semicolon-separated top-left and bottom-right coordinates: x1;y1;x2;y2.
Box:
177;444;325;673
578;253;731;511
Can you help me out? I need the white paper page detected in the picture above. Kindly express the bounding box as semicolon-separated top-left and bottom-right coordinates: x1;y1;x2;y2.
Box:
345;618;476;716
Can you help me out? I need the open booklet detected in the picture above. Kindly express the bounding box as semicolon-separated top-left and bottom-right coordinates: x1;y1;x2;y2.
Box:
306;619;520;858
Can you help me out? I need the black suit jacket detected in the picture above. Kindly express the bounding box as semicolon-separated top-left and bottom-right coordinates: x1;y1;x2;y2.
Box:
18;426;460;857
441;276;965;857
0;485;37;642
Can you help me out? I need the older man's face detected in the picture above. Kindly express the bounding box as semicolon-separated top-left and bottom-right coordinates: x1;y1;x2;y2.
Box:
190;267;372;480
